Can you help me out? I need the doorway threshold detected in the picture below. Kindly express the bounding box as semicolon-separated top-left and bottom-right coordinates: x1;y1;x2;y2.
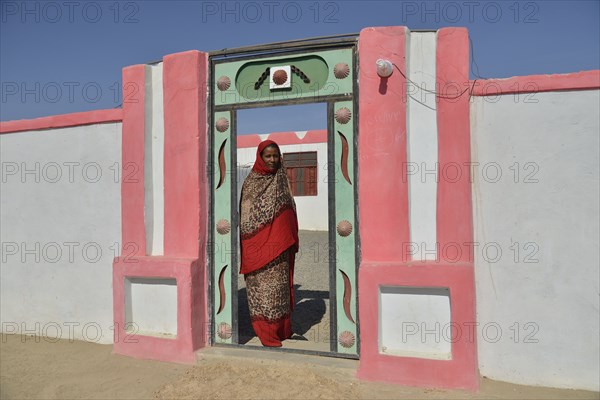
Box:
197;345;359;370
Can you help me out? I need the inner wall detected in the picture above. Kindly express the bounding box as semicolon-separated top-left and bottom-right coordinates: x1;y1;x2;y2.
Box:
236;103;330;352
124;277;178;338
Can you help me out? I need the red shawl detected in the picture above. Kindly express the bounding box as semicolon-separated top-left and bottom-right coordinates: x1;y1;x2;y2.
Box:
239;140;299;274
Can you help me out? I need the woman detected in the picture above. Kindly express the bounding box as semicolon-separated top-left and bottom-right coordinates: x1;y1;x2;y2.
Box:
239;140;299;347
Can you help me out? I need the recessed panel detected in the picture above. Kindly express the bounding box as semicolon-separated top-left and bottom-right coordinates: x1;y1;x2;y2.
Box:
125;278;177;338
379;286;451;360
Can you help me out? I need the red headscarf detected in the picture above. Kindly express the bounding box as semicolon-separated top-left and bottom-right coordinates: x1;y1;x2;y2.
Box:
252;139;279;175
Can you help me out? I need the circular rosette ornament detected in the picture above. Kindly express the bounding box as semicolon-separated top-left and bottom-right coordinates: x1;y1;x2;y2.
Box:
272;69;288;85
337;220;353;237
217;323;232;340
217;76;231;91
216;118;230;133
335;107;351;124
333;63;350;79
216;219;231;235
338;331;355;348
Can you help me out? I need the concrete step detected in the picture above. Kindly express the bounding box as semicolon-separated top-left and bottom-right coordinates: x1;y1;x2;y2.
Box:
195;345;359;373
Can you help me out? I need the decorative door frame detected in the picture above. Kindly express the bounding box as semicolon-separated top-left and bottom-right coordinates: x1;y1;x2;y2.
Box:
207;41;360;358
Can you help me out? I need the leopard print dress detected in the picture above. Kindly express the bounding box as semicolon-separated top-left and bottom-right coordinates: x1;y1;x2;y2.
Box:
240;166;296;325
245;250;291;323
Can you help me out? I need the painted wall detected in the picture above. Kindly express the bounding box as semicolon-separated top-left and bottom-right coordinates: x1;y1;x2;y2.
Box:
471;89;600;391
0;29;598;392
0;122;122;344
144;62;165;256
357;27;479;390
112;51;210;364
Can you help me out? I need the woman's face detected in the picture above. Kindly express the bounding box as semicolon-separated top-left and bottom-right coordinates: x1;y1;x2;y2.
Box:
261;146;280;171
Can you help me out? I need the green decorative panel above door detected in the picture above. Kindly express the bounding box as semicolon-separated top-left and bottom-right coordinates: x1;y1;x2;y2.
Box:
214;49;353;107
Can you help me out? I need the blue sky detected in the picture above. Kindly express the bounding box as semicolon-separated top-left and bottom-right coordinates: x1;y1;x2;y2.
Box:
1;0;599;129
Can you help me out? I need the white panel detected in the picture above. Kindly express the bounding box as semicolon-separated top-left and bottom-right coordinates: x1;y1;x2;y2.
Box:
236;147;256;203
0;123;122;344
125;278;177;337
379;287;451;359
472;90;600;391
406;31;438;260
144;63;165;256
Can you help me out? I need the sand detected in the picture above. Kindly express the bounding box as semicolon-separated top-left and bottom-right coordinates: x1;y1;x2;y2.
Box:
2;333;598;400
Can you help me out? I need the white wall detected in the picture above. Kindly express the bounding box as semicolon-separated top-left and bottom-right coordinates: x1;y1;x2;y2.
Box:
237;141;328;231
471;89;600;391
144;63;165;256
379;287;451;360
125;278;177;337
0;123;122;344
406;30;438;260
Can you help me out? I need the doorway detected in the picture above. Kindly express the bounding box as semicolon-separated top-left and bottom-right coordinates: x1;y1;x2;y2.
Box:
209;45;359;358
236;103;329;352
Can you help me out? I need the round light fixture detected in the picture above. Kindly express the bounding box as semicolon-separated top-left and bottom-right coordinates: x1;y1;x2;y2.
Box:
376;59;393;78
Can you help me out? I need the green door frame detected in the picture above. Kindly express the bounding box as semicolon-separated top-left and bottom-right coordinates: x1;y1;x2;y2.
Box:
208;40;360;358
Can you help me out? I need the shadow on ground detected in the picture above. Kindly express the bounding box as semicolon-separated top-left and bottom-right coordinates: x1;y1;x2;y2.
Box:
237;285;328;345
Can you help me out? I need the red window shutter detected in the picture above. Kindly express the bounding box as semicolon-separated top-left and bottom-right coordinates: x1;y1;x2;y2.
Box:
282;153;318;197
306;166;317;196
286;167;297;196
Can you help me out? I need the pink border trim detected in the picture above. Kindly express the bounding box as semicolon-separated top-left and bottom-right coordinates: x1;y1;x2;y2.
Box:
112;256;206;363
470;70;600;96
163;50;209;259
162;50;210;353
0;109;122;134
357;26;410;263
121;65;146;257
436;28;474;264
237;130;327;148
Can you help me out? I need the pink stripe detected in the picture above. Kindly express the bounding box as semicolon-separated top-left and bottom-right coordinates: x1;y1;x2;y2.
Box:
163;50;209;259
436;28;473;263
121;65;146;257
470;70;600;96
358;26;410;262
237;135;262;148
237;130;327;148
0;109;122;134
162;50;209;350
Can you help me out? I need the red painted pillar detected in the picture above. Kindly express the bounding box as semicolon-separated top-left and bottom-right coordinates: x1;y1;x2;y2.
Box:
163;50;209;259
162;50;210;350
358;26;410;263
436;27;474;263
121;65;146;257
113;51;210;363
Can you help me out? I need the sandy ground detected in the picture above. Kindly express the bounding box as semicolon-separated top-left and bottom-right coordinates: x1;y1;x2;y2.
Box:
2;333;599;400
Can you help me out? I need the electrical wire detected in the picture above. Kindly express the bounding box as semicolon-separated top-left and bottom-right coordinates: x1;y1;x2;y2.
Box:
389;34;487;109
469;36;487;80
392;63;478;105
